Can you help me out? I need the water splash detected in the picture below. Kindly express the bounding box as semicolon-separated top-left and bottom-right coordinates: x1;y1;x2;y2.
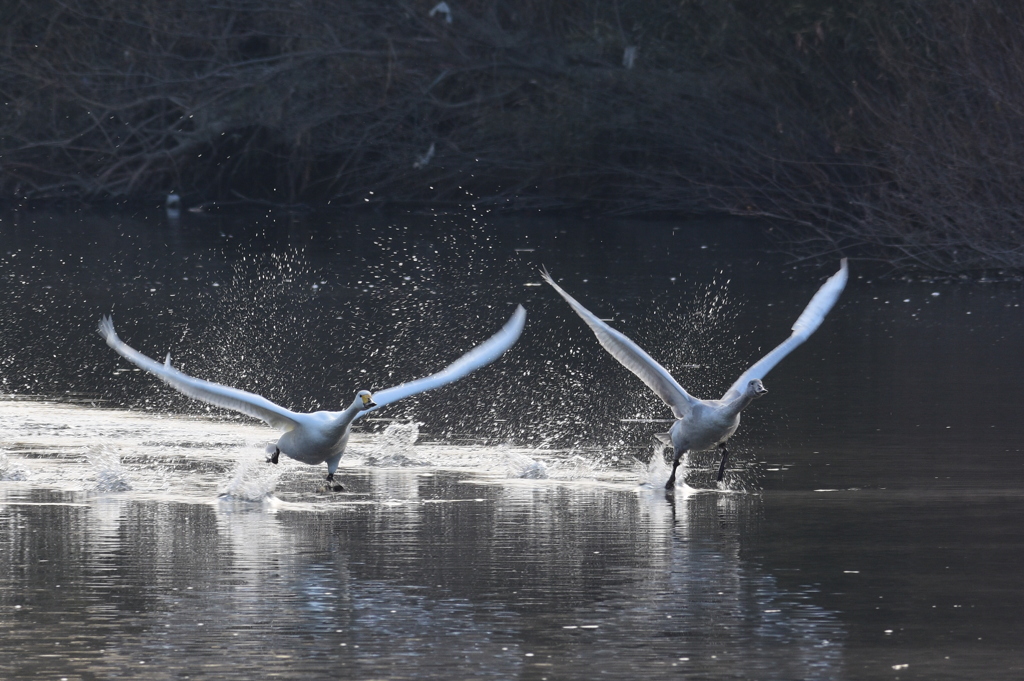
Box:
642;275;743;400
638;442;673;487
718;458;763;494
219;455;280;501
362;422;422;467
529;273;745;456
637;443;703;494
502;451;548;479
501;449;617;481
0;450;28;481
86;445;132;492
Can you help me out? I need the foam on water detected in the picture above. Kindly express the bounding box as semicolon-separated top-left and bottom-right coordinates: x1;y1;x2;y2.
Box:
501;450;549;479
546;452;611;481
493;447;620;481
0;450;27;481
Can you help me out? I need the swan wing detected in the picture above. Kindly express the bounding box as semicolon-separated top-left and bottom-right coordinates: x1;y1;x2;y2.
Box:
542;269;697;419
356;305;526;417
99;316;302;430
721;259;848;401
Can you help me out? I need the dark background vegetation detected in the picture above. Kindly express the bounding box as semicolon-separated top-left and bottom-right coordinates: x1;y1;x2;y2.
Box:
2;0;1023;272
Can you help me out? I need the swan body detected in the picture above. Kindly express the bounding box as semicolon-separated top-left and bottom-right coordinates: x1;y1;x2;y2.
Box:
99;305;526;489
543;261;847;489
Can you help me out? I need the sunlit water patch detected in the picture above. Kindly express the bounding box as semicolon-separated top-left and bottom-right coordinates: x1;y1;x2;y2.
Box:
0;397;768;511
0;398;262;500
0;400;662;503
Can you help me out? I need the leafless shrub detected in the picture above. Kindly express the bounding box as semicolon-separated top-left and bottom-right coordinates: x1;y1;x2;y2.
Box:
698;1;1024;272
0;0;845;210
842;1;1024;271
1;1;1023;271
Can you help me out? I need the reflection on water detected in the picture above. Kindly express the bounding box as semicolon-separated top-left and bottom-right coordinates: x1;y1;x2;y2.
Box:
0;402;844;679
1;209;1024;679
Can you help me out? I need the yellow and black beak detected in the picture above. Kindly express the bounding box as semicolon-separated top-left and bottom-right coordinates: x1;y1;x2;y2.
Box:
361;393;377;409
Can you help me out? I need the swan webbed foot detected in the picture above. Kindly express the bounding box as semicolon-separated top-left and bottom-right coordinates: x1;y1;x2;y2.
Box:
716;443;730;482
326;472;344;493
267;448;280;465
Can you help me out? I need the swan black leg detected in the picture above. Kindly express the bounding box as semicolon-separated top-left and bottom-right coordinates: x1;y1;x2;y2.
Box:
716;443;730;482
325;472;344;492
665;449;686;490
269;448;280;465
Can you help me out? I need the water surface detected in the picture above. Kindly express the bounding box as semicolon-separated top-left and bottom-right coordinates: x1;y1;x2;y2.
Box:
1;208;1022;679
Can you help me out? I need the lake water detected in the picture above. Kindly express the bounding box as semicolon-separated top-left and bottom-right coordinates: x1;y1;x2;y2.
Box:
0;207;1022;679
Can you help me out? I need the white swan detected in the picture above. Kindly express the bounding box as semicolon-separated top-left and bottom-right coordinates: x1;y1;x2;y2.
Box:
99;306;526;490
543;261;848;489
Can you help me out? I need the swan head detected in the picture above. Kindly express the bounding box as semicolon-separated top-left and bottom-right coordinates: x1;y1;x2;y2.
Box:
355;390;377;410
747;379;768;398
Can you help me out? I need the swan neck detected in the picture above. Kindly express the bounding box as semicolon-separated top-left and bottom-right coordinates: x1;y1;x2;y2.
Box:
330;402;363;437
723;392;756;418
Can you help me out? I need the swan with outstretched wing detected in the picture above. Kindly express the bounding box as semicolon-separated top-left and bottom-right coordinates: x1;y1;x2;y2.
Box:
99;305;525;490
543;261;847;489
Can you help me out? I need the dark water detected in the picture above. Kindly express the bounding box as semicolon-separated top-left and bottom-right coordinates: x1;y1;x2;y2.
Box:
0;207;1022;679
